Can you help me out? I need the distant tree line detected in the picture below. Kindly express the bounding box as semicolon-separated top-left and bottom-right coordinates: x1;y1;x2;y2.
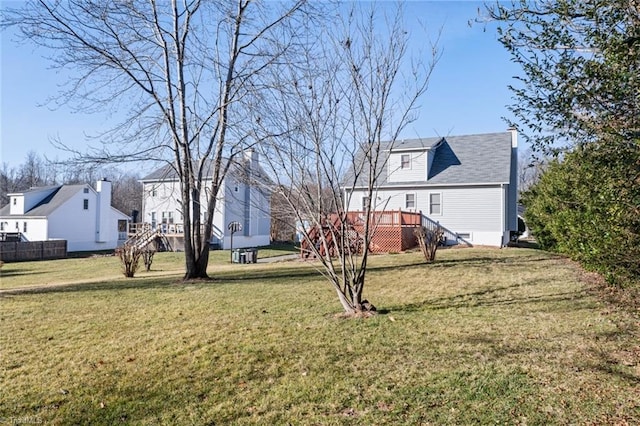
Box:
0;151;142;217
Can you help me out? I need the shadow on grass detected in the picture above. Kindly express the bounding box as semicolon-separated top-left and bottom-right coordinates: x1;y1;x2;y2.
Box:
0;265;326;297
0;269;47;278
386;278;591;313
591;353;640;385
0;277;179;296
427;254;564;268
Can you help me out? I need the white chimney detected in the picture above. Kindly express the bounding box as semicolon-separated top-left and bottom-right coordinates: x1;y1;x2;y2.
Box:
244;148;258;171
96;179;112;243
508;127;518;148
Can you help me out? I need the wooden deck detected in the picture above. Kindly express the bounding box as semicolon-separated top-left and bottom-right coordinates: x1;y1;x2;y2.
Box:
347;210;422;253
300;210;423;257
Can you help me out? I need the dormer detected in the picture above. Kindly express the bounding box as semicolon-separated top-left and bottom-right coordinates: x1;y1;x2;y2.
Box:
8;186;59;215
387;137;443;183
8;194;25;215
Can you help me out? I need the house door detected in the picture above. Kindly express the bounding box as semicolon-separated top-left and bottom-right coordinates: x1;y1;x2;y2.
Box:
118;220;128;241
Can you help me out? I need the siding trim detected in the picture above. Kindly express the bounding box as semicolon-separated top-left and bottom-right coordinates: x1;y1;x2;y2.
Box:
346;181;509;191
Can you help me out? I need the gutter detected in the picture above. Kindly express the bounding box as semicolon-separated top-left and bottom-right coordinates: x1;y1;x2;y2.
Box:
344;181;510;191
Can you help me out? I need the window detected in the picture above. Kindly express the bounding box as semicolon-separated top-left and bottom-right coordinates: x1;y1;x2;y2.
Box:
400;154;411;169
0;222;4;231
168;211;174;224
150;187;157;197
15;221;19;230
83;199;89;210
83;188;89;194
429;193;441;215
12;198;16;205
362;196;370;211
23;222;27;233
151;212;157;228
405;193;416;209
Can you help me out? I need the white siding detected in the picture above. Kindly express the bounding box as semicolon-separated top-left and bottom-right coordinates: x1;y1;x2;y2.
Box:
142;180;183;227
19;218;48;242
387;151;427;182
347;185;506;246
47;190;97;251
142;177;271;250
9;195;25;215
10;187;58;215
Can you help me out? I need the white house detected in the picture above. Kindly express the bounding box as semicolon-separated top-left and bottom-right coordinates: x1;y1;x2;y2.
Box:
0;179;129;252
345;131;518;247
139;150;271;249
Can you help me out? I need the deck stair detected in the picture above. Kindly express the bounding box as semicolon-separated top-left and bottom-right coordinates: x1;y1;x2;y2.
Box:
300;215;363;259
124;225;172;251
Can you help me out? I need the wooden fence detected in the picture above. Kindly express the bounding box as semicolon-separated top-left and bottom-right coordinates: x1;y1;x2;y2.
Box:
0;240;67;262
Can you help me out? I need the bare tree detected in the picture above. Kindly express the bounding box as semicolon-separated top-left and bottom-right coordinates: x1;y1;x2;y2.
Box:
253;4;439;314
0;151;58;205
0;163;20;206
2;0;311;279
517;147;545;196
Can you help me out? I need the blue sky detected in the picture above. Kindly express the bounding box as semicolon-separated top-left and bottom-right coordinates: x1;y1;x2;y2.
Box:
0;1;519;170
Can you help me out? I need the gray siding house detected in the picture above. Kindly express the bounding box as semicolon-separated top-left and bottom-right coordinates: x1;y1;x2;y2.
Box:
139;150;271;249
344;131;518;247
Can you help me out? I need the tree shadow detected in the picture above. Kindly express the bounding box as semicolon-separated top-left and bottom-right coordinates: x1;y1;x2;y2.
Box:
0;264;327;297
0;269;46;278
385;279;591;313
0;277;179;297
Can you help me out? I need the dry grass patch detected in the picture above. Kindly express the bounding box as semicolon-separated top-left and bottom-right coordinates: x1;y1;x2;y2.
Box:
1;247;638;424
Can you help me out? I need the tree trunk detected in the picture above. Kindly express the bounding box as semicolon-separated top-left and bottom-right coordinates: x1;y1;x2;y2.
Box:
184;243;210;279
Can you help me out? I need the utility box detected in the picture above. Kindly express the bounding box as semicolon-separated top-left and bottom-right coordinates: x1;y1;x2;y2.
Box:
232;248;258;264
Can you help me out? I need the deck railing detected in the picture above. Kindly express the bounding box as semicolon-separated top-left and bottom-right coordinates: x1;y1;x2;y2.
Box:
346;210;422;227
128;222;211;238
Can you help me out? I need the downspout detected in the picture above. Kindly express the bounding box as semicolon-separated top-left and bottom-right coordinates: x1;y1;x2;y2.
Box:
500;183;506;246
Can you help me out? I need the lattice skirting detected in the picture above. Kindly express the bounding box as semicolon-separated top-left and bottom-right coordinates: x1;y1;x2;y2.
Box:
354;225;419;253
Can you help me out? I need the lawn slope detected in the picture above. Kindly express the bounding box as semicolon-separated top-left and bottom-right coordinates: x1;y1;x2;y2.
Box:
1;248;638;424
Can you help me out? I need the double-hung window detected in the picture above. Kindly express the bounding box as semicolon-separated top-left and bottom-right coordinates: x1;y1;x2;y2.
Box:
362;196;370;211
429;193;441;215
400;154;411;169
405;193;416;210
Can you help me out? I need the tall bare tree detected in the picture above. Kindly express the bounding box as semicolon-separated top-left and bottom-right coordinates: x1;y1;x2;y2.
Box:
253;3;439;314
2;0;311;278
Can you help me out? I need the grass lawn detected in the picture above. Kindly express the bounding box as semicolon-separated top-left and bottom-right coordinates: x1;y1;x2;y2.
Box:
1;247;638;424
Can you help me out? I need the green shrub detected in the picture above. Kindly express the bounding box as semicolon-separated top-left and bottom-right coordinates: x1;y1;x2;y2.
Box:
523;140;640;286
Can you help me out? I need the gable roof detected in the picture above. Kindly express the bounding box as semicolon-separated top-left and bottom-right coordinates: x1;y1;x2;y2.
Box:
0;185;89;217
348;131;513;188
390;137;442;151
426;132;513;184
140;155;272;186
